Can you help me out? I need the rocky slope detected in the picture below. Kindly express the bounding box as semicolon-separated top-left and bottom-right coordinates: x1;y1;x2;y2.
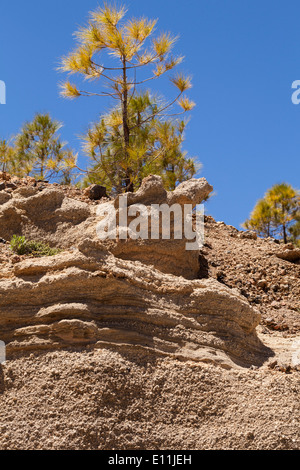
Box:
0;173;299;450
202;218;300;334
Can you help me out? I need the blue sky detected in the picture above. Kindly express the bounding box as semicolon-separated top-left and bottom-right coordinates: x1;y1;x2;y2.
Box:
0;0;299;228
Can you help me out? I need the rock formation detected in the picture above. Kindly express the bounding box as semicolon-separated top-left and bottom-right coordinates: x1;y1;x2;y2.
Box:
0;174;299;450
0;174;213;279
0;239;269;369
102;175;214;278
0;174;270;369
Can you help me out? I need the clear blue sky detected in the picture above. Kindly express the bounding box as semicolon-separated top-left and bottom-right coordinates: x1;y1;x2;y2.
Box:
1;0;299;228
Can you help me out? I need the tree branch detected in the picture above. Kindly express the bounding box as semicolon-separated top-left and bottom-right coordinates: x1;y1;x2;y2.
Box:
129;91;183;131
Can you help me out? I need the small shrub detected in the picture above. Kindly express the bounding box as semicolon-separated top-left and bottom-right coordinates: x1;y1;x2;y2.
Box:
10;235;61;257
10;235;27;255
25;240;61;257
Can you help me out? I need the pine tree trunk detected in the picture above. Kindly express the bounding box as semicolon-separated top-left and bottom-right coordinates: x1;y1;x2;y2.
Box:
122;57;133;193
283;224;287;244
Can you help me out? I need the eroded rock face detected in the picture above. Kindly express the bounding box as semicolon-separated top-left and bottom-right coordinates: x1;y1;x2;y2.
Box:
114;174;213;208
1;174;300;450
0;175;271;369
0;188;96;248
104;175;214;279
0;175;213;279
0;240;269;369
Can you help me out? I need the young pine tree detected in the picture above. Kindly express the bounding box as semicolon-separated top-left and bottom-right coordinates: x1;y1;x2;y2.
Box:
243;199;273;238
14;113;77;182
265;183;299;244
289;216;300;246
0;139;16;173
81;92;197;193
59;3;196;192
243;183;300;243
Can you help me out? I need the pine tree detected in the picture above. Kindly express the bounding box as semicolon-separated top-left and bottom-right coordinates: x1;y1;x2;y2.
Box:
81;92;197;193
14;113;77;181
243;198;273;238
243;183;300;243
289;215;300;246
265;183;299;244
0;139;15;173
59;3;196;192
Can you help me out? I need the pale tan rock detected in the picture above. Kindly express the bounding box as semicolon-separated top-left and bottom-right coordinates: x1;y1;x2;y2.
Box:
109;175;213;278
114;174;213;209
276;248;300;262
0;188;95;247
114;174;168;208
0;175;213;279
168;177;213;206
0;245;269;369
0;177;299;451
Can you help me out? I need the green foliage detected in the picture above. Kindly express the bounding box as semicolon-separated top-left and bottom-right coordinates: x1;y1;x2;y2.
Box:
13;113;77;181
82;92;198;193
243;198;273;238
289;216;300;247
10;235;28;255
10;235;61;257
0;139;16;173
1;114;78;182
59;3;197;192
243;183;300;244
